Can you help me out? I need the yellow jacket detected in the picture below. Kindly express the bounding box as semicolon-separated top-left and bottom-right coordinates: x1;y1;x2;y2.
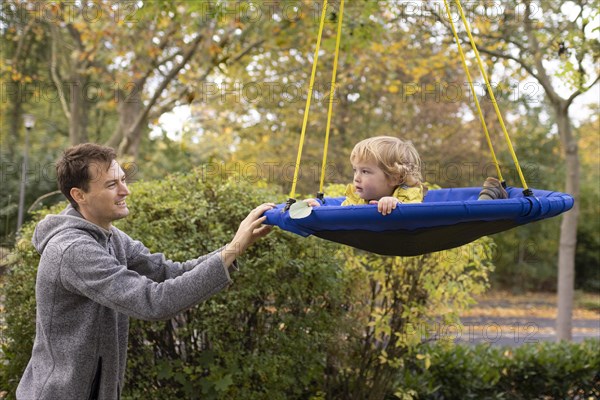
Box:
341;183;426;206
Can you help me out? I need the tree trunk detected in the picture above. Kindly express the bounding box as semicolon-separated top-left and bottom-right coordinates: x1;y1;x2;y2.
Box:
107;83;145;158
68;72;89;145
118;109;146;159
8;98;23;154
555;103;579;341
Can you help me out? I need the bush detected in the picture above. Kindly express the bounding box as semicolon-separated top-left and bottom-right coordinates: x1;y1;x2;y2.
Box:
117;173;351;399
0;232;40;394
321;209;495;397
9;168;592;400
0;170;354;399
399;340;600;399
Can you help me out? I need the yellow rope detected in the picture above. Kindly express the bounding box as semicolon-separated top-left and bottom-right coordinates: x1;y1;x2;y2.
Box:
443;0;503;182
454;0;529;190
319;0;345;194
289;0;329;200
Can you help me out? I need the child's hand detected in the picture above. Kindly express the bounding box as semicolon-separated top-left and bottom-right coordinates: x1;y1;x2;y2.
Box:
303;198;321;207
369;197;400;215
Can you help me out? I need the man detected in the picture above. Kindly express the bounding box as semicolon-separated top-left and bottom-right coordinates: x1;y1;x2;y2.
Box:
17;143;274;399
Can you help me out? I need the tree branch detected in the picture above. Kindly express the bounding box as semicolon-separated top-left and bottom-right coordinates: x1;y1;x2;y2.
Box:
228;39;266;65
566;74;600;107
129;31;183;96
522;0;561;104
125;32;206;142
474;45;541;84
12;20;34;69
148;98;181;121
50;25;71;120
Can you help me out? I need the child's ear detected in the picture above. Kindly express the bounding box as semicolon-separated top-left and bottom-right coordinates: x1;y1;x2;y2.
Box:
388;175;403;187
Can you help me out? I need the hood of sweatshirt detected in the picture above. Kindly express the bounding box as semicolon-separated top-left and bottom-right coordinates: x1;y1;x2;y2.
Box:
32;205;112;255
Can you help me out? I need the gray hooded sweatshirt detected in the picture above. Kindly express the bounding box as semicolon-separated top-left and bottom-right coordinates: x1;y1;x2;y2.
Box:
17;205;233;399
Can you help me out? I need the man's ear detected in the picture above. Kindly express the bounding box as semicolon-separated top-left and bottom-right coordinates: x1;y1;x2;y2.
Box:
70;187;86;206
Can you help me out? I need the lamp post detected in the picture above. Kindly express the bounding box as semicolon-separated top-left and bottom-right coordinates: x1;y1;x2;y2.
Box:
17;114;35;231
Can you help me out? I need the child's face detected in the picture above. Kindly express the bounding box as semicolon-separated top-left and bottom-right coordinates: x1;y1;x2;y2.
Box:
351;159;399;201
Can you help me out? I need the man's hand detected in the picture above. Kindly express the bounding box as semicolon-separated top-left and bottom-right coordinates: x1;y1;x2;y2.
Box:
369;197;400;216
221;203;275;267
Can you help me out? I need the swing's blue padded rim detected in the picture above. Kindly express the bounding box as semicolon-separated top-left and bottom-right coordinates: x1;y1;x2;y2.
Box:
263;187;574;238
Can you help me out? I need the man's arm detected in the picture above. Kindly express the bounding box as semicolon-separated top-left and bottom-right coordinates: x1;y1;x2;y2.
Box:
123;202;274;281
59;237;231;321
220;203;274;267
58;203;274;321
124;235;225;282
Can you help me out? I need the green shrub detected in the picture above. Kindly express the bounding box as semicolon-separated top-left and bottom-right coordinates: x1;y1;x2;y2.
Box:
0;204;64;395
117;172;351;399
10;168;592;400
0;170;354;399
0;240;36;394
399;340;600;399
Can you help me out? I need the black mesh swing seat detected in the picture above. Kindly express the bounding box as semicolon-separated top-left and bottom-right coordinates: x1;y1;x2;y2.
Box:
264;187;574;256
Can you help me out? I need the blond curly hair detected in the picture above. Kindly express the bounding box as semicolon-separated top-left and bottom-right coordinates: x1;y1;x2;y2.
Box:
350;136;423;186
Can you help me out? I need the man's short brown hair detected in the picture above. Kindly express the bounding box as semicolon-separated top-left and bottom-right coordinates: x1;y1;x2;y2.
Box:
56;143;117;209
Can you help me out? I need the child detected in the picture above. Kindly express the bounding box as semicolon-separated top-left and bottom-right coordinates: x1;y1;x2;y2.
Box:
306;136;427;215
305;136;508;215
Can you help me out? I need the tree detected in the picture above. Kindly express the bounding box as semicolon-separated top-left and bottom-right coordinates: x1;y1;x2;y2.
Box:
104;1;274;158
431;0;599;340
5;1;282;158
1;2;74;242
574;106;600;292
0;0;356;241
190;1;485;196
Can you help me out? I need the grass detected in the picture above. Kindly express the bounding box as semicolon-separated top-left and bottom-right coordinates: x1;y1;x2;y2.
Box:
575;291;600;312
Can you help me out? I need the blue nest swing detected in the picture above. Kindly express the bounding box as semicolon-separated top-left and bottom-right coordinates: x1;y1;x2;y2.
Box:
264;187;574;256
263;0;574;256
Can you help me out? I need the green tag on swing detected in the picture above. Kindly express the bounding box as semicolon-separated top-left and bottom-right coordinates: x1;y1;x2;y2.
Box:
289;201;313;219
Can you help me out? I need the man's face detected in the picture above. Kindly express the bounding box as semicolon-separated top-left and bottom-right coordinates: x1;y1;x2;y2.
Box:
75;160;130;230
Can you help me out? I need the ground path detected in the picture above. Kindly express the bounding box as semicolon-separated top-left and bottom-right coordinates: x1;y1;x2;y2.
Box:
457;291;600;346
